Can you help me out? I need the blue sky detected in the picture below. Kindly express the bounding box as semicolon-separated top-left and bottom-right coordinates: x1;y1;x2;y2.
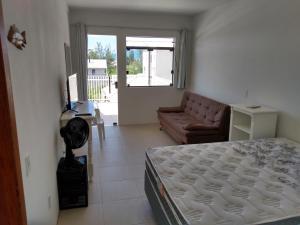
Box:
88;35;117;53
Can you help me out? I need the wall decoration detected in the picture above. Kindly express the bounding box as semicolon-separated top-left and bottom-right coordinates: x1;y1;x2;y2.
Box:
7;25;27;50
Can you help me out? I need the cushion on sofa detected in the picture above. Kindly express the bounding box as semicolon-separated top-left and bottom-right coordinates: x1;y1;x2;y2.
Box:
181;92;227;127
158;112;220;135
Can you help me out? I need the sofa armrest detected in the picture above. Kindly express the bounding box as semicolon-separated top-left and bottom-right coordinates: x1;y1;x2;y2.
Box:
183;123;219;131
158;106;184;113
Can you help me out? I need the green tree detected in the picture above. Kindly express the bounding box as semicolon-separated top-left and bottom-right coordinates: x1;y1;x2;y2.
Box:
126;49;143;75
88;49;100;59
127;60;143;75
127;51;135;64
89;44;144;76
105;45;116;76
91;42;117;76
95;42;106;59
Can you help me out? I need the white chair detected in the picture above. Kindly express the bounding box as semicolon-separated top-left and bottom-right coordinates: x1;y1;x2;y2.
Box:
94;108;105;144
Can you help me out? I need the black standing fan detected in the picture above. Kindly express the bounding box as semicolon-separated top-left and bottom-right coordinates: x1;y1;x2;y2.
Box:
60;117;89;168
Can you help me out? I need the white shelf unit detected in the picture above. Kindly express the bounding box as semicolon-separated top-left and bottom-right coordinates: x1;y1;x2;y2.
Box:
229;104;278;141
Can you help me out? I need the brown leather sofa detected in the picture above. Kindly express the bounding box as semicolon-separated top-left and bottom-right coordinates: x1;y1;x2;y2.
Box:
158;91;230;144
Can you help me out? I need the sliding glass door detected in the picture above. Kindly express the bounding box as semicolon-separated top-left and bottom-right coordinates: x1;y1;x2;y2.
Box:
87;34;118;126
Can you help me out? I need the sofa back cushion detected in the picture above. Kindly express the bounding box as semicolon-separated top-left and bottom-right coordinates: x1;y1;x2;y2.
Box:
181;91;229;127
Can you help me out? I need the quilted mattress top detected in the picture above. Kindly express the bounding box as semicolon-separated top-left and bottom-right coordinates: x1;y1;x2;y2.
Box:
146;138;300;225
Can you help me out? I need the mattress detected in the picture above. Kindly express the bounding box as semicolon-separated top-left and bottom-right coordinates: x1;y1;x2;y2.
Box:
145;138;300;225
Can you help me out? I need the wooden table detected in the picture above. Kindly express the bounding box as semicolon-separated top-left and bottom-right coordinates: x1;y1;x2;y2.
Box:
60;101;95;182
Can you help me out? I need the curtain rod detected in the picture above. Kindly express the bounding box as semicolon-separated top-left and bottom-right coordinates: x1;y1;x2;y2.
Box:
80;24;187;32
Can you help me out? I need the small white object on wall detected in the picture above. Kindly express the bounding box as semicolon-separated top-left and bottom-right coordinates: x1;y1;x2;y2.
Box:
229;104;278;141
24;154;31;177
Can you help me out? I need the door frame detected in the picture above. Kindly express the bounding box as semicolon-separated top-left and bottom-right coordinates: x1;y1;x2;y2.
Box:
0;2;27;225
87;26;180;125
86;28;121;124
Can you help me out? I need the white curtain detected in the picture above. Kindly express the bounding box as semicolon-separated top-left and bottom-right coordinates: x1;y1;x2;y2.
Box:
176;29;190;89
70;23;88;101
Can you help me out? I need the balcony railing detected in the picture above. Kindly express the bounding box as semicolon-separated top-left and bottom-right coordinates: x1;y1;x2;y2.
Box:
87;75;117;102
88;74;156;102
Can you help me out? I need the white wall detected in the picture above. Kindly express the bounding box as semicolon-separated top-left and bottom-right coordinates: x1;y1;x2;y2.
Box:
2;0;70;224
70;9;193;124
70;8;194;30
190;0;300;142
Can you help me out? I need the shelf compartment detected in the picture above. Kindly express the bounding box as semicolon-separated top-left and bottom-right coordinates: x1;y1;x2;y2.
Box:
230;126;250;141
233;125;251;134
232;111;251;129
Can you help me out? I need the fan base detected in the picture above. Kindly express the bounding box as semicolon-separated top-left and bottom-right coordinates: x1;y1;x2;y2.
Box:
57;156;88;210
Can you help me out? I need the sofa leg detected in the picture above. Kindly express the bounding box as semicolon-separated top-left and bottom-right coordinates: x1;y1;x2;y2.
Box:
159;127;163;131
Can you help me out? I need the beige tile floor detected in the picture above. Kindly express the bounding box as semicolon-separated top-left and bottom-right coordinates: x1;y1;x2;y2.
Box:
57;124;176;225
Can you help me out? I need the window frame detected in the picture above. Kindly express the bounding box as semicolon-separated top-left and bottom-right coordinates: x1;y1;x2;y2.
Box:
87;26;180;89
125;37;175;88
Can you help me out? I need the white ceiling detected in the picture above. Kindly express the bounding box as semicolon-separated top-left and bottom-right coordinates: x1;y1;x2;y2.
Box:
65;0;231;15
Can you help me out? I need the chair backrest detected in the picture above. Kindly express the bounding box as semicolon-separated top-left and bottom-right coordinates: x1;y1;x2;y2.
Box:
95;108;102;122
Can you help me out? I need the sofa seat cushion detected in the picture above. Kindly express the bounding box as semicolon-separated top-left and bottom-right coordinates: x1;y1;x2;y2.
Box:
183;123;219;131
158;112;220;135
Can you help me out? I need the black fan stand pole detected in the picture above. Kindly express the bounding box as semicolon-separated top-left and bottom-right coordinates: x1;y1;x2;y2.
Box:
64;146;84;169
65;146;75;164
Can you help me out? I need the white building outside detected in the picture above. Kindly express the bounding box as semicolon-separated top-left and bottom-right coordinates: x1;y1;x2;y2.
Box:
87;59;107;76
